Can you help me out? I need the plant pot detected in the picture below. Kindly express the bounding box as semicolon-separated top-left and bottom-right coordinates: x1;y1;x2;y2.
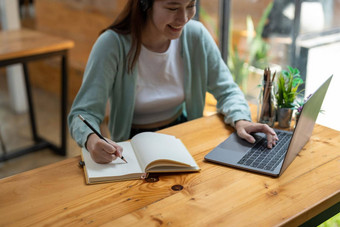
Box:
277;107;293;128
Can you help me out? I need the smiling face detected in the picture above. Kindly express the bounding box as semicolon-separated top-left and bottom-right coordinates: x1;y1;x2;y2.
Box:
142;0;196;51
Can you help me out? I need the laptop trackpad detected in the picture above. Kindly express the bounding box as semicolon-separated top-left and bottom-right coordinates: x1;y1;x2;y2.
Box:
205;132;265;164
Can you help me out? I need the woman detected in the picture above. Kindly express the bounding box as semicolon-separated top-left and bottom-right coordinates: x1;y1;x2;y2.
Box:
68;0;278;163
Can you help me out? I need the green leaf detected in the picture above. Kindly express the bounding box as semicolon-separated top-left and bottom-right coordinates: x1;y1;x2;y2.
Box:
246;16;254;45
255;2;273;37
292;77;303;87
247;2;273;68
275;66;304;108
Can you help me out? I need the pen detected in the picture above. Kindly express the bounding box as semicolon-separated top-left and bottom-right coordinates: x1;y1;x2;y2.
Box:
78;114;128;163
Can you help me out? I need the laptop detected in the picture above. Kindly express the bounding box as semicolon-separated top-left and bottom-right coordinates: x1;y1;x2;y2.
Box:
204;75;333;177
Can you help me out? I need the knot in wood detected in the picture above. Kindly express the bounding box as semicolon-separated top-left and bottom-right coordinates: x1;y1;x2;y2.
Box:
145;176;159;182
171;184;184;191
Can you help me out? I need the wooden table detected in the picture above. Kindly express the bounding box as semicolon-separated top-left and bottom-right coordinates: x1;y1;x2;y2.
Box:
0;29;74;160
0;106;339;226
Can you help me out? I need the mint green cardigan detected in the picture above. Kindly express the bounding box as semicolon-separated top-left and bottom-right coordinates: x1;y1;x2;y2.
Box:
68;20;251;147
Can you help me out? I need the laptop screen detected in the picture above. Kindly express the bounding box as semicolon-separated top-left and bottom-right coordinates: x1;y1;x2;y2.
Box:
280;75;332;174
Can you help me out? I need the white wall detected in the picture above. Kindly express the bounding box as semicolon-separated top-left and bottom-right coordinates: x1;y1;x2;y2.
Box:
0;0;28;113
305;42;340;131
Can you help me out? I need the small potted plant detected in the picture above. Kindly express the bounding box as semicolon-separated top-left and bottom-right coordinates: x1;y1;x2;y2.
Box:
294;98;305;124
294;93;324;128
275;66;304;128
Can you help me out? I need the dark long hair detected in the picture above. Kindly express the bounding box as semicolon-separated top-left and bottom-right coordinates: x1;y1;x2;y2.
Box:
102;0;153;72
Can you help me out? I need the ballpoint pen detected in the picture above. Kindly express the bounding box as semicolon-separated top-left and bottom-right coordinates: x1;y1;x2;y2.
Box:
78;114;128;163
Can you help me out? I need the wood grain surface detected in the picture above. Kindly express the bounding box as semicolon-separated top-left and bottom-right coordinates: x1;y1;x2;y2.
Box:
0;106;339;226
0;29;74;61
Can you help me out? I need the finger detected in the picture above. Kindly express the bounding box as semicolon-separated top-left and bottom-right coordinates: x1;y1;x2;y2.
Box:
266;133;279;149
108;145;122;161
269;130;279;142
113;144;123;158
258;124;277;136
100;141;117;155
256;125;278;148
102;149;118;163
267;134;274;149
111;154;118;161
107;140;123;158
91;149;114;164
97;148;117;163
237;129;256;144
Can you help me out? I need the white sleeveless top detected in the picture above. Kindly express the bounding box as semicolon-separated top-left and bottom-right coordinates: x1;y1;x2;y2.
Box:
133;39;184;125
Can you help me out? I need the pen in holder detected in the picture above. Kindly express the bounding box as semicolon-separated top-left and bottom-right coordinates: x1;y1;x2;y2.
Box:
257;67;276;127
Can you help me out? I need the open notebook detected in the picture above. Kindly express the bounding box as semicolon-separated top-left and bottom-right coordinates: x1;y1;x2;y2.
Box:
81;132;200;184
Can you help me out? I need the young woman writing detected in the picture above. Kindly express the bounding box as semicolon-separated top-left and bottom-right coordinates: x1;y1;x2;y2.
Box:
68;0;278;163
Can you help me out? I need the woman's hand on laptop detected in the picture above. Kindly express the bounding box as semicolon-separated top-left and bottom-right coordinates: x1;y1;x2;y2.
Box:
235;120;279;148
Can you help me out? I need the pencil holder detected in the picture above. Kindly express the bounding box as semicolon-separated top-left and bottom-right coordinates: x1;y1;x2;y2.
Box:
257;69;276;127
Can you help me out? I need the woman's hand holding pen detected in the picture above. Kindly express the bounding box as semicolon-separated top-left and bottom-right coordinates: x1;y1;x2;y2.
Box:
86;133;123;164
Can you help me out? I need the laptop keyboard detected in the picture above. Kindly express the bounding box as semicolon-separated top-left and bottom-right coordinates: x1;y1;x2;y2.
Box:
237;131;291;171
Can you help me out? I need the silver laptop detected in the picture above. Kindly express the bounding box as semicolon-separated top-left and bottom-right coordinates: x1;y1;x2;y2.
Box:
204;75;333;177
